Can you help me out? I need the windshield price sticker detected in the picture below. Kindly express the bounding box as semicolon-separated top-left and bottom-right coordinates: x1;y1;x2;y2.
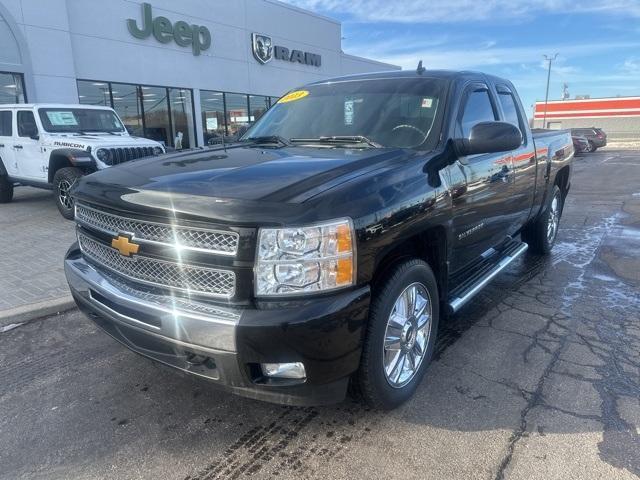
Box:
47;111;79;126
278;90;309;103
421;98;434;108
344;100;354;125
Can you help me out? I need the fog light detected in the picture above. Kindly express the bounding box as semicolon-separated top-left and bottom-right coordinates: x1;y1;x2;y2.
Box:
261;362;306;379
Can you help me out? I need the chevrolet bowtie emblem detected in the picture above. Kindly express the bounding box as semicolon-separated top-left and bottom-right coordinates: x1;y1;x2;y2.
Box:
111;235;140;257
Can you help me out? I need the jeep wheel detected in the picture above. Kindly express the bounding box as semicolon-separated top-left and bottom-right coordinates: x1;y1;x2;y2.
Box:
53;167;82;220
355;259;439;409
0;175;13;203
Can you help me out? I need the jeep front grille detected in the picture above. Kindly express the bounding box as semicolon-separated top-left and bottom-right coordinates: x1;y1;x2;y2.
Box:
75;203;239;255
107;146;156;164
78;232;236;298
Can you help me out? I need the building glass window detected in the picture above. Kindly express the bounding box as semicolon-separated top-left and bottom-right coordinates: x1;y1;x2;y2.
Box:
200;90;226;145
225;93;249;138
249;95;269;123
140;85;170;146
77;80;197;148
0;72;26;104
169;88;194;149
77;80;110;106
111;82;144;137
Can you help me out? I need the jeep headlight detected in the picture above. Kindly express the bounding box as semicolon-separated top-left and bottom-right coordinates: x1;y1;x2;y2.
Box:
153;146;164;155
255;218;355;296
95;148;111;164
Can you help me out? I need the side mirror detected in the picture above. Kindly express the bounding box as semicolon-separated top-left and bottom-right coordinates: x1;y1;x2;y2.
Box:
454;121;522;157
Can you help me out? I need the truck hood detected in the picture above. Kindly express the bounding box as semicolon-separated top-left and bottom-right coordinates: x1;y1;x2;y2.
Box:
45;133;161;151
77;144;414;205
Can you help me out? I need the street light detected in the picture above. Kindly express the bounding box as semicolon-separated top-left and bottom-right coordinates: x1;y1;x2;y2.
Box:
542;53;558;128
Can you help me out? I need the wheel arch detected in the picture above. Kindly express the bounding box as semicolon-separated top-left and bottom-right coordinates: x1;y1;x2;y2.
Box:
48;148;95;183
370;226;448;304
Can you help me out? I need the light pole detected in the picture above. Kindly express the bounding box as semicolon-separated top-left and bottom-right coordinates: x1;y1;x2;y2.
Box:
542;53;558;128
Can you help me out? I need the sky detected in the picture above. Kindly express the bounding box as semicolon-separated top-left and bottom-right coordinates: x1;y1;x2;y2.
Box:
285;0;640;118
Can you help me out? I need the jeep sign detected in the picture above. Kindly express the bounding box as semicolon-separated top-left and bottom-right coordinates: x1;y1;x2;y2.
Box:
127;3;211;56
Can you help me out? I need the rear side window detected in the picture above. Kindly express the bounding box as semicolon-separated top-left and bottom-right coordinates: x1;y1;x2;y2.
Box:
0;111;11;136
17;111;37;137
497;91;525;137
460;89;496;138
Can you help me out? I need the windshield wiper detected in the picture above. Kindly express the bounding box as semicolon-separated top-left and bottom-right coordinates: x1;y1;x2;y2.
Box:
242;135;290;147
289;136;383;148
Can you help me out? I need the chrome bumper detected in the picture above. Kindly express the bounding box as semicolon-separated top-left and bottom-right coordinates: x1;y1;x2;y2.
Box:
64;254;239;353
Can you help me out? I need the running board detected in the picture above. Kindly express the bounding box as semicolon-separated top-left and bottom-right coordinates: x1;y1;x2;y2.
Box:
447;240;528;314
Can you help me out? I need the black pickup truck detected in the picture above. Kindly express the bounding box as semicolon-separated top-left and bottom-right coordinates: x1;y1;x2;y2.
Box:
65;70;573;409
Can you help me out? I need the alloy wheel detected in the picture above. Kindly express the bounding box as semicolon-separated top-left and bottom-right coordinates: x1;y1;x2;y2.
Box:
58;179;73;209
547;195;560;243
383;282;432;388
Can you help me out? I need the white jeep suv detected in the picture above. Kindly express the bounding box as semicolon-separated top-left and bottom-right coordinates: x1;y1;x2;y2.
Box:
0;104;164;218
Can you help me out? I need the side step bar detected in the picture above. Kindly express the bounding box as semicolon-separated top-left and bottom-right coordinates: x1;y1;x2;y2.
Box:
448;241;529;314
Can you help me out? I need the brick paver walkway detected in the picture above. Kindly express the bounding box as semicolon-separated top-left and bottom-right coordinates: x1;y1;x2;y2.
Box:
0;187;76;312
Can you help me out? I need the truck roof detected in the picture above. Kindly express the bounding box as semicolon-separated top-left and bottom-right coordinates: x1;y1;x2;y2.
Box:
0;103;114;110
306;69;512;87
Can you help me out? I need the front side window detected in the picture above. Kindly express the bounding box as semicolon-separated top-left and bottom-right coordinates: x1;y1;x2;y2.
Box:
244;77;447;149
460;89;496;138
17;111;37;137
38;108;125;133
0;111;11;136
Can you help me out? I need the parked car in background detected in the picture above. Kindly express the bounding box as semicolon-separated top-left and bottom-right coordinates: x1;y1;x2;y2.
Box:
571;127;607;151
0;104;165;218
65;70;573;408
572;135;590;155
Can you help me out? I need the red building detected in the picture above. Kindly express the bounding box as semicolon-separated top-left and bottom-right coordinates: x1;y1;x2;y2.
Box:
533;97;640;140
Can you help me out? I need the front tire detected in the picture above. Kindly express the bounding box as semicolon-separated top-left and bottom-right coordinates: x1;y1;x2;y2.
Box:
53;167;83;220
355;259;439;409
0;175;13;203
522;185;563;254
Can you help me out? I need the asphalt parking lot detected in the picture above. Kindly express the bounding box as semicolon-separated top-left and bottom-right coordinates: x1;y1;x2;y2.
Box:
1;149;639;480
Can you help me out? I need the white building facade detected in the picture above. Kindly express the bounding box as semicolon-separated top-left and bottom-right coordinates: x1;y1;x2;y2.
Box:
0;0;398;148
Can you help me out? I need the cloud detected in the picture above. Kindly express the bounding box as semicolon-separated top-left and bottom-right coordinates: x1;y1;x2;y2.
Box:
621;57;640;73
287;0;640;23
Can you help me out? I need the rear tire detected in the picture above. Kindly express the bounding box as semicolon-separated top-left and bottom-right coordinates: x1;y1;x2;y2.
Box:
589;141;597;152
355;259;439;410
53;167;83;220
522;185;563;255
0;175;13;203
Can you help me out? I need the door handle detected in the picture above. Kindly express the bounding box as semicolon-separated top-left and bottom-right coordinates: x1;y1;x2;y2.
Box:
0;143;4;148
13;144;23;149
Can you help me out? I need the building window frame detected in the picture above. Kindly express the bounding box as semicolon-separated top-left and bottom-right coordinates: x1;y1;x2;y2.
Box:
0;71;27;104
77;79;198;148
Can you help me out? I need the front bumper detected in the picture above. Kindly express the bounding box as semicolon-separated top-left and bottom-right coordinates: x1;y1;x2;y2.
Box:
65;244;370;406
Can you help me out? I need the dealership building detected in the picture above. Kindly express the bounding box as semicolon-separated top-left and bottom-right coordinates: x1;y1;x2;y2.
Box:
533;97;640;141
0;0;397;148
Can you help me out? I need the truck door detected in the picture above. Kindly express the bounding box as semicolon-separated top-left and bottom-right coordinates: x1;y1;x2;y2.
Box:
448;83;516;273
0;110;16;176
495;84;537;232
14;110;46;180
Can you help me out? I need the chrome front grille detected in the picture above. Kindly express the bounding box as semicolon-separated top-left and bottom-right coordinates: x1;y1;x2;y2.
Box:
78;232;236;298
75;203;239;255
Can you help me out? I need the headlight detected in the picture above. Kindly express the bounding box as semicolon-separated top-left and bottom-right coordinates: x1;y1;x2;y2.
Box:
95;148;111;164
255;218;355;296
153;146;164;155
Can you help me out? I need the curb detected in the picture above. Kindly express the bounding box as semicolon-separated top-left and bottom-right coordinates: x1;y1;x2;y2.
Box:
0;295;76;328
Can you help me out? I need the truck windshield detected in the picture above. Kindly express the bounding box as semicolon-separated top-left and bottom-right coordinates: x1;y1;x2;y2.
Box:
38;108;125;134
242;77;447;149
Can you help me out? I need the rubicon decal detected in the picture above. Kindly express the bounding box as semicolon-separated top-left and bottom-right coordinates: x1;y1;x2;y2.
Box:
251;33;321;67
53;141;87;149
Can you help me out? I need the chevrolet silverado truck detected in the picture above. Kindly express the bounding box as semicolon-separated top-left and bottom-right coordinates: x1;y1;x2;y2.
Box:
0;104;164;219
64;70;573;408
